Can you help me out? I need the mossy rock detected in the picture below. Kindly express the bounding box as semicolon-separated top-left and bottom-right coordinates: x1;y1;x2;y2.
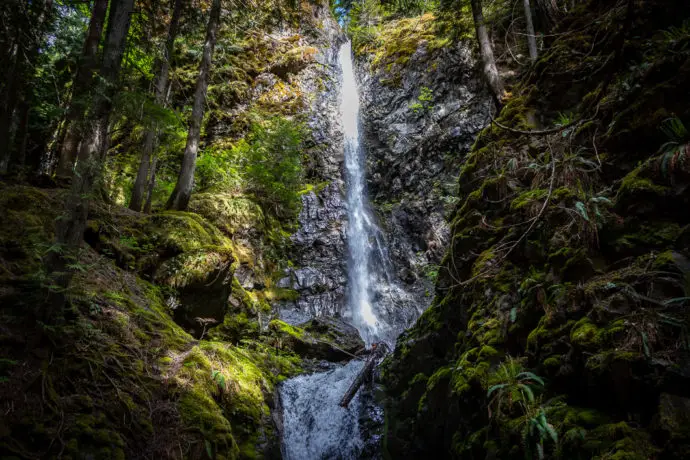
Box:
268;317;365;361
188;193;265;239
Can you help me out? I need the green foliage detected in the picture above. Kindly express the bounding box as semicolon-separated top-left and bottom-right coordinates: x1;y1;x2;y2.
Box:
195;144;244;193
486;357;545;419
243;115;306;221
423;263;440;282
523;407;558;460
410;86;434;114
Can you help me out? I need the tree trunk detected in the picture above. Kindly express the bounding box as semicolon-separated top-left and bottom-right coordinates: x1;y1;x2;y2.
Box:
55;0;109;178
523;0;538;61
130;0;183;211
166;0;221;211
0;40;20;175
43;0;134;323
0;0;53;175
143;154;158;213
469;0;505;105
339;343;388;408
535;0;559;25
12;99;30;175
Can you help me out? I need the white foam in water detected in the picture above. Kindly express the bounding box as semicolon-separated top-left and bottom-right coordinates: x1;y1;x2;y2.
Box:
281;360;365;460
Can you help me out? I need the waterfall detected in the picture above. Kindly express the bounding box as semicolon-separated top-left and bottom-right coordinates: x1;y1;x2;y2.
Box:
280;42;407;459
341;41;380;346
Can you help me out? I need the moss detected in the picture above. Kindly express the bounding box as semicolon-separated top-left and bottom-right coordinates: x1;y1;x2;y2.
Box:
542;356;562;368
527;316;575;351
426;366;452;390
619;222;682;248
157;248;235;289
616;169;669;200
450;347;491;395
510;188;548;211
178;390;239;458
146;211;234;254
268;319;305;340
478;345;500;360
472;249;497;277
264;287;300;302
188;193;265;238
570;317;603;348
410;373;429;385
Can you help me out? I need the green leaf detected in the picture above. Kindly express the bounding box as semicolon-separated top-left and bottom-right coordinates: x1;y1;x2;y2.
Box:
510;307;518;324
204;440;213;459
487;383;508;397
641;331;651;358
518;371;545;387
517;383;535;402
545;422;558;443
575;201;589;221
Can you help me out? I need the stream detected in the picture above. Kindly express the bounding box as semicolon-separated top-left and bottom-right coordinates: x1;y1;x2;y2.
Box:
279;42;420;460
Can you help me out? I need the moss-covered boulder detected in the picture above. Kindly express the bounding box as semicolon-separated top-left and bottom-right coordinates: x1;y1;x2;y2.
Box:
269;317;365;361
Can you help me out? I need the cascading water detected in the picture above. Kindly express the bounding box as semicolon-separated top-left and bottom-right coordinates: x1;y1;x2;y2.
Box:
280;42;415;459
341;40;380;347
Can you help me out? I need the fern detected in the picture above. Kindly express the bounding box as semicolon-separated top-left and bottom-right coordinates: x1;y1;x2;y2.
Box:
575;201;589;221
517;371;545;387
211;369;226;394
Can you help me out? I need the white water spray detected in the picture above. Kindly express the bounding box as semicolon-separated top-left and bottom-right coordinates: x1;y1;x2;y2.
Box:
340;41;381;345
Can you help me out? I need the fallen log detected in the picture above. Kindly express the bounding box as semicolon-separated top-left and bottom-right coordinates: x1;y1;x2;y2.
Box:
338;342;388;408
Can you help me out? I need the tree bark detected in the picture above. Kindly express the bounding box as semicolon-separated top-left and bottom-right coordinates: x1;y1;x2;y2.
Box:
0;40;21;175
166;0;221;211
469;0;505;104
43;0;134;323
55;0;109;178
143;154;158;213
130;0;183;211
523;0;538;61
339;343;388;408
0;0;54;175
12;99;30;175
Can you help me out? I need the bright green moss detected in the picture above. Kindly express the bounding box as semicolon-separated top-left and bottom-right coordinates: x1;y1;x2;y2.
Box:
264;287;300;302
427;366;452;391
570;317;602;348
542;356;562;368
616;170;669;199
268;319;305;340
510;189;548;210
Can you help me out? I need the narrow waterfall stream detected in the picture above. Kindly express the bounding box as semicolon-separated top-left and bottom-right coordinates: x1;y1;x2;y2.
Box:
279;42;413;459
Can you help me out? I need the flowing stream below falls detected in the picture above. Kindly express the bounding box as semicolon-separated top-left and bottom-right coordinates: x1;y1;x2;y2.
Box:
279;42;421;459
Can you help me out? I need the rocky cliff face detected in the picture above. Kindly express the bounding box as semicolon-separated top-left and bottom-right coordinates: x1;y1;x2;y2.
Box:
278;22;491;341
273;8;350;324
357;39;490;329
380;2;690;459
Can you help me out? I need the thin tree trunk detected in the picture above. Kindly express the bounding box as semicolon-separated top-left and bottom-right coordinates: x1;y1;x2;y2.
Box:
469;0;505;104
166;0;221;211
0;40;20;175
523;0;538;61
143;154;157;213
130;0;183;211
55;0;109;178
43;0;134;323
12;99;30;175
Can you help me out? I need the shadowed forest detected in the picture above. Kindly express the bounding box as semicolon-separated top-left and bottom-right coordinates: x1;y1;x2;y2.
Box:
1;0;690;458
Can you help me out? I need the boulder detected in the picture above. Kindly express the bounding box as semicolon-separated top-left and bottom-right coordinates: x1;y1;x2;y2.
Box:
269;317;365;361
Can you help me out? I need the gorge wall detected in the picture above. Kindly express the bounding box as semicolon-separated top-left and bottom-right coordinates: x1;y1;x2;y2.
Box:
380;1;690;459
